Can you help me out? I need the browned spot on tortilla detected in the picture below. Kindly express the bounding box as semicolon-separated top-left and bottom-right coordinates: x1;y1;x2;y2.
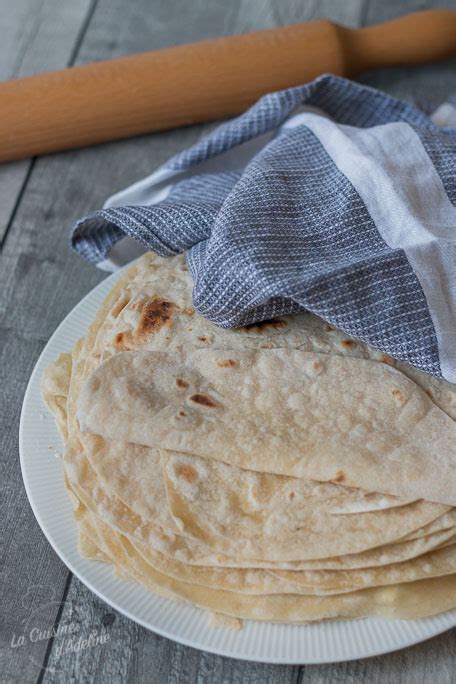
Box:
392;388;407;405
90;377;101;392
176;464;197;483
325;324;335;332
176;378;189;389
178;411;186;417
242;319;287;333
217;359;236;368
94;353;102;360
137;299;175;338
189;393;218;408
113;331;132;351
198;336;209;342
333;470;345;483
182;307;194;316
312;361;322;370
425;389;433;398
261;344;273;349
341;339;356;348
289;491;295;500
380;353;395;366
112;296;130;318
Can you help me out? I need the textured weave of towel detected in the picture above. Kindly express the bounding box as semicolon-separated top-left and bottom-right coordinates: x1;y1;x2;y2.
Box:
71;75;456;381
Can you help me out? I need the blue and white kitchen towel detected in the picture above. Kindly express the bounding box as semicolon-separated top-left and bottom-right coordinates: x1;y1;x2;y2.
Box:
72;75;456;381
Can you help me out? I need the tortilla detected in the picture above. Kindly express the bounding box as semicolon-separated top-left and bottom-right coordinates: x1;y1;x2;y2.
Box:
160;450;447;560
40;351;72;440
80;431;456;563
78;348;456;505
72;486;456;597
81;508;456;622
41;252;456;623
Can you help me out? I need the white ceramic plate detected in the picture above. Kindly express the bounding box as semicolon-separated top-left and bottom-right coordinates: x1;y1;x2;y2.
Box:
20;264;456;664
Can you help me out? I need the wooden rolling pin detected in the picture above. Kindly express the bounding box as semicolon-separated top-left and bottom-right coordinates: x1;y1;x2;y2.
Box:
1;9;455;162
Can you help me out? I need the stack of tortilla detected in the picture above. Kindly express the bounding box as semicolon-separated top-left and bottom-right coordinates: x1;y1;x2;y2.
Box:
42;253;456;624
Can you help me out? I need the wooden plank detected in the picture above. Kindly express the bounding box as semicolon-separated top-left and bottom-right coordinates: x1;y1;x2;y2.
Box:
0;0;94;244
300;629;456;683
0;3;96;682
0;330;71;684
2;0;455;681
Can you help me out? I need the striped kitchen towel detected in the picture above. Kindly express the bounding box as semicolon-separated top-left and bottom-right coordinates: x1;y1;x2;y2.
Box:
71;75;456;381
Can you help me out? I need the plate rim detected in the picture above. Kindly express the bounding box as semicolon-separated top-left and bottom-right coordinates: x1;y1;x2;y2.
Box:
19;263;456;665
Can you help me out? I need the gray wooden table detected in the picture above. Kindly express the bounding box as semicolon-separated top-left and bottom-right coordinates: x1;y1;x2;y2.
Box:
1;0;456;681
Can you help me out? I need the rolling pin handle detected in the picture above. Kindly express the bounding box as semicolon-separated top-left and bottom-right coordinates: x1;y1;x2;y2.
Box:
342;10;456;74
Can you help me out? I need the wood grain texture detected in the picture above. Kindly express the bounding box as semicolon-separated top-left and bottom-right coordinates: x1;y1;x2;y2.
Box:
0;0;94;244
1;0;455;682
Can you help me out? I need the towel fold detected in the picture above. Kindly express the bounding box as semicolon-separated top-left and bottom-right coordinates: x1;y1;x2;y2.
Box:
71;75;456;381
